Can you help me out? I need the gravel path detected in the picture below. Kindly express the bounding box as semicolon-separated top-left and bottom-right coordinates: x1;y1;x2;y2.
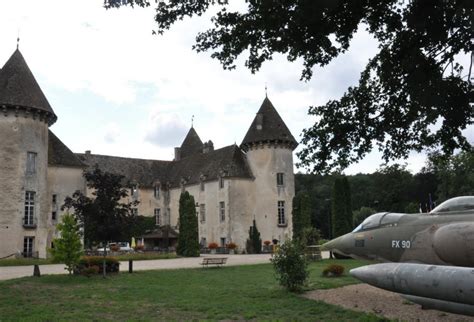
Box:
304;284;474;322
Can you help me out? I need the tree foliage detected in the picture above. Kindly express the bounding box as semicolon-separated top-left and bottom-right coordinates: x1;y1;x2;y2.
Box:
246;219;262;254
105;0;473;173
176;191;200;257
352;206;375;228
63;166;139;249
271;239;309;292
50;213;83;275
331;176;353;238
292;191;312;241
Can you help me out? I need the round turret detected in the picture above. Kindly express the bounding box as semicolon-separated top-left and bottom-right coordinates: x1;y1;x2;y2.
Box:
0;49;55;258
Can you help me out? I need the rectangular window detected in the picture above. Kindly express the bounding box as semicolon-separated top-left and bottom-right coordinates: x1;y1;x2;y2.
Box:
167;208;171;225
220;237;226;247
24;191;35;226
154;186;160;199
26;152;37;175
52;211;57;221
277;173;284;186
23;237;34;257
154;208;161;226
52;194;57;205
200;181;205;191
219;201;225;222
131;208;138;216
278;201;286;226
200;204;206;222
219;177;224;189
200;237;207;248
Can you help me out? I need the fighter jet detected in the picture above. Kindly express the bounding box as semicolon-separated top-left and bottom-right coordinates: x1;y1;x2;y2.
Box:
321;196;474;316
322;196;474;266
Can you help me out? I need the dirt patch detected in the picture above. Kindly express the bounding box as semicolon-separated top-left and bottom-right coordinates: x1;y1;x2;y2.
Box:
303;284;474;322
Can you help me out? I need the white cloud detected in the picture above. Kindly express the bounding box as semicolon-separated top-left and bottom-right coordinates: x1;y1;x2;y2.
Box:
144;111;189;147
104;122;121;143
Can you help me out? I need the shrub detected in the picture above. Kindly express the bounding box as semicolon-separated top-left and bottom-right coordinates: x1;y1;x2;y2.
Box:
226;242;237;249
271;239;308;292
263;240;271;246
322;264;345;277
208;242;218;249
82;265;100;277
75;256;120;275
246;220;262;254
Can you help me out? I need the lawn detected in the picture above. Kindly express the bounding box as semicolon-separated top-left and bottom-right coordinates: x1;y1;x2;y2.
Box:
0;252;177;267
0;259;385;321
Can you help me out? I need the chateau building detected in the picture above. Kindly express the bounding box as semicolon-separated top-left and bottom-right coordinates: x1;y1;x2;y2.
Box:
0;48;297;259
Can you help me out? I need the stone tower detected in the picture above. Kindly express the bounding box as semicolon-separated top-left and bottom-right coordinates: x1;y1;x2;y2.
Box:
240;97;298;244
0;49;57;258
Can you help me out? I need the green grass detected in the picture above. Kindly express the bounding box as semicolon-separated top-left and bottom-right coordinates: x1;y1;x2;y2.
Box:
0;253;177;267
0;259;385;321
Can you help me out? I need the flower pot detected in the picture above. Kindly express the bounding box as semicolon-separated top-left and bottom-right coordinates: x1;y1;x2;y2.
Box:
210;249;216;254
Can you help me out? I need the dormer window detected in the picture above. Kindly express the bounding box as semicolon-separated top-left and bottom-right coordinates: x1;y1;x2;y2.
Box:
200;174;206;191
154;185;160;199
219;177;224;189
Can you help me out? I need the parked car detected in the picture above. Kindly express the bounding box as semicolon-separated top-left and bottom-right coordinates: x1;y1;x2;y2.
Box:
97;242;134;253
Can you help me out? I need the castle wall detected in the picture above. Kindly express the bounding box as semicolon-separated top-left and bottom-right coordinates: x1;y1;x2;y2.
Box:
0;112;49;258
46;166;85;250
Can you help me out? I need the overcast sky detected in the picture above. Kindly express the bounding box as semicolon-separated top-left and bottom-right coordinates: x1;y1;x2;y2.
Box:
1;1;471;174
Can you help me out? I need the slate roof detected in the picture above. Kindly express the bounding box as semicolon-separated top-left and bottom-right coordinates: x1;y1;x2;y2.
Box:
241;97;298;150
76;153;171;188
75;144;253;189
48;131;85;168
179;127;203;159
0;49;57;124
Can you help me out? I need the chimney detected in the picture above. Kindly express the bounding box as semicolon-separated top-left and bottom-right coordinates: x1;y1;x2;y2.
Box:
203;140;214;153
174;147;181;161
256;113;263;130
85;150;91;156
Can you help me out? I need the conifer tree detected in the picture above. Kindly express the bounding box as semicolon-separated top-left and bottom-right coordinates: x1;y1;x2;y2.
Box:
246;220;262;254
177;191;200;257
292;191;312;241
331;176;353;238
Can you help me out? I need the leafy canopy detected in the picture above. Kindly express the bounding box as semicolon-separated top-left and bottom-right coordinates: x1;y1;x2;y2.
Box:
50;213;83;275
105;0;473;173
63;166;139;248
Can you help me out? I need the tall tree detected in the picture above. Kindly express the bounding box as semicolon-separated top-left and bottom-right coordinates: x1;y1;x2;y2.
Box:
331;176;352;238
246;220;262;254
106;0;473;173
63;166;138;277
176;191;200;257
292;191;312;241
50;213;83;275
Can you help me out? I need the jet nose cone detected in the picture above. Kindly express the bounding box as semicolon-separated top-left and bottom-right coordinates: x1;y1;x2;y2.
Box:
321;234;352;256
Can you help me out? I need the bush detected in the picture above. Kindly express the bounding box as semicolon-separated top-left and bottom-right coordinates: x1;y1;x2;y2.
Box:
271;239;308;292
110;244;120;252
208;242;218;249
81;265;100;277
322;264;345;277
75;256;120;275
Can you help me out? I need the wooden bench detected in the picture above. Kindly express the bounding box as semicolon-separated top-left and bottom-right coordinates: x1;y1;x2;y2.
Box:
201;257;227;268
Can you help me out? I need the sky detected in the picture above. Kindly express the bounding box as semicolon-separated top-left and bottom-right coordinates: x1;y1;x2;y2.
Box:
0;0;471;175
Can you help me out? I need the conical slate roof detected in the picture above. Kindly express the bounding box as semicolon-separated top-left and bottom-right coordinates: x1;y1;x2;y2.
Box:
0;49;57;124
180;127;204;159
241;97;298;151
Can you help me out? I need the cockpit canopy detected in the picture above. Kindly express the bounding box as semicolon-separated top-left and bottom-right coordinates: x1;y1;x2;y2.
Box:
352;212;405;232
430;196;474;214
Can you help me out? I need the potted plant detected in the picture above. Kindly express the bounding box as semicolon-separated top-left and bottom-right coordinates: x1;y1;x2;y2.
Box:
226;242;237;254
263;240;272;253
208;242;218;254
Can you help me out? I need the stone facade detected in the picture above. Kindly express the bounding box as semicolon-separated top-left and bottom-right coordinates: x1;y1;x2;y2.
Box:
0;49;298;258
